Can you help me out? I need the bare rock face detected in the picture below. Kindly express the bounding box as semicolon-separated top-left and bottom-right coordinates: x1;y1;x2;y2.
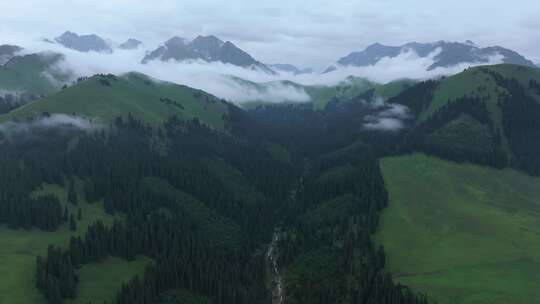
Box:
326;41;535;73
119;39;143;50
143;35;275;74
55;31;113;53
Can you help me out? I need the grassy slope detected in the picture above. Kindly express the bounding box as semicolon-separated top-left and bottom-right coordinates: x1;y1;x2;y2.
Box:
418;64;540;156
1;73;230;129
233;76;413;110
374;79;415;100
0;53;68;95
306;77;376;109
308;78;413;110
68;256;151;304
0;183;125;304
376;154;540;304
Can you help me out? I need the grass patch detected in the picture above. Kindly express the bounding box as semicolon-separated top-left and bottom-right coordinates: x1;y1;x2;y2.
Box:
0;183;119;304
374;79;415;99
376;153;540;304
67;256;151;304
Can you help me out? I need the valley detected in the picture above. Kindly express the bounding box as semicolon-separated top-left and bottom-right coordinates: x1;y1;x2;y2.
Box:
1;9;540;303
1;61;540;304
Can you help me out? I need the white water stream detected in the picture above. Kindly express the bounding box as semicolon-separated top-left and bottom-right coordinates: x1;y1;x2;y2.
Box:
267;227;284;304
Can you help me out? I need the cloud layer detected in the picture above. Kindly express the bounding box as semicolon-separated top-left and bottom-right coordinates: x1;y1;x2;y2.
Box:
21;43;506;104
0;114;97;134
363;103;412;132
1;0;538;67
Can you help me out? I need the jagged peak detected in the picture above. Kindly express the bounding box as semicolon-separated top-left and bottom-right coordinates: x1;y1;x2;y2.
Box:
192;35;224;44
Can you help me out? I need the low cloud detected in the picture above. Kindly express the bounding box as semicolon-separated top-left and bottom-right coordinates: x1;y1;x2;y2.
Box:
0;114;98;135
19;40;311;104
0;114;101;155
363;103;411;131
35;114;97;129
220;78;310;103
364;118;405;131
12;41;506;105
309;48;505;85
0;89;26;98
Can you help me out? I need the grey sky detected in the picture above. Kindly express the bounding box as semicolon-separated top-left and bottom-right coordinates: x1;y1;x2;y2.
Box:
1;0;539;68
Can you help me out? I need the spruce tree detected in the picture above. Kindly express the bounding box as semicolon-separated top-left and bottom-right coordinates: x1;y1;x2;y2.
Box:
69;214;77;231
63;206;68;222
68;180;78;205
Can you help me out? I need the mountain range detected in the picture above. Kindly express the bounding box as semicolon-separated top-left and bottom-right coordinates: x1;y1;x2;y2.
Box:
141;35;275;73
34;32;540;77
48;31;277;73
119;38;143;50
54;31;113;53
1;34;538;111
325;40;536;72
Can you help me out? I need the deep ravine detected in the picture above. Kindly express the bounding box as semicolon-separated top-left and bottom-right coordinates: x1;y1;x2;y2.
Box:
266;160;309;304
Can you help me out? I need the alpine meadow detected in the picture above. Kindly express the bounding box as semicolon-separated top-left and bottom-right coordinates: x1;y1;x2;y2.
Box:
1;1;540;304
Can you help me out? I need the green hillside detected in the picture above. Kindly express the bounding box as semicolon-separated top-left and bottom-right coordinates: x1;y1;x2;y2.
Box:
305;76;377;109
1;72;231;128
306;78;414;109
67;257;151;304
399;65;540;122
376;154;540;304
390;64;540;174
232;75;414;110
420;65;540;139
0;52;70;96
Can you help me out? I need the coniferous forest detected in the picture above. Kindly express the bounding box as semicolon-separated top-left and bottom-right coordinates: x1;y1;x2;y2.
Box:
0;92;428;304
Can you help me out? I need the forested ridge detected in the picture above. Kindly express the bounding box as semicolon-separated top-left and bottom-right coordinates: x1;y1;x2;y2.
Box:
0;85;428;304
386;65;540;174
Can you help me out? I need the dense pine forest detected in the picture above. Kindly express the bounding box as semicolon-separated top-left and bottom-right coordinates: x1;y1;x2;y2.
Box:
0;91;426;304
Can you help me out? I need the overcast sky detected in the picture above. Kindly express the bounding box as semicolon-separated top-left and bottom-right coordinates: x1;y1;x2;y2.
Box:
1;0;539;68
